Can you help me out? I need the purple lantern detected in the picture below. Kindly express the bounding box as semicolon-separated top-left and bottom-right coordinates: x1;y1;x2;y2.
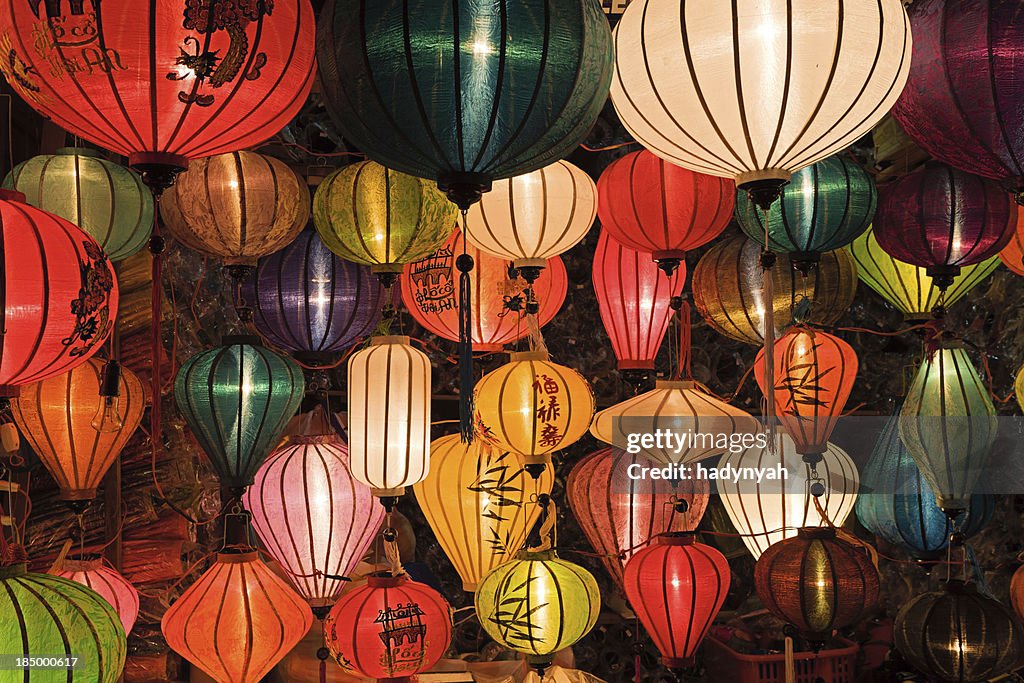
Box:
242;229;385;363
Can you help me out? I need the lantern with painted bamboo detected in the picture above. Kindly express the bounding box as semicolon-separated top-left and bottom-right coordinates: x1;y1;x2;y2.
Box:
52;554;139;634
12;358;145;506
1002;211;1024;276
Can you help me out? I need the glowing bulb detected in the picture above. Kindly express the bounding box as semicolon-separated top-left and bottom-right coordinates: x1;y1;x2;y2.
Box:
472;40;492;56
91;396;124;433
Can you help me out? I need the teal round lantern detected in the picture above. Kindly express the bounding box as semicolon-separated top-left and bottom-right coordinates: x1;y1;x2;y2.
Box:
316;0;614;208
175;336;304;491
735;155;876;272
3;148;153;262
0;563;126;682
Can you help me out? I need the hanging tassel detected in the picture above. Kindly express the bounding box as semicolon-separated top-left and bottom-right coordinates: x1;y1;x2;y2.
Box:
456;212;475;444
677;298;692;380
383;528;405;577
528;495;558;552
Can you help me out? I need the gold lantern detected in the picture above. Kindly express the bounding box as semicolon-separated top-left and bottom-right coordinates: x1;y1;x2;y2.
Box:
1016;363;1024;413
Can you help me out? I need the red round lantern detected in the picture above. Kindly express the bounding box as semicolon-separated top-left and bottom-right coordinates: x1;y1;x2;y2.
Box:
596;150;734;273
402;229;567;352
592;231;685;371
0;189;118;394
325;572;453;682
623;533;730;670
52;553;140;634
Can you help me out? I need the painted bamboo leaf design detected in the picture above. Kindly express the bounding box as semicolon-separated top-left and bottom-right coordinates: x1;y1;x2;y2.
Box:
488;573;548;645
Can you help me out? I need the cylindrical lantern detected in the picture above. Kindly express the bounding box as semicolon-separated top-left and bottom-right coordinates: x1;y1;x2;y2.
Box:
241;230;386;363
757;528;879;642
174;336;304;491
401;229;568;352
313;161;457;273
692;235;857;346
413;434;554;592
4;148;153;261
0;190;118;393
474;352;595;462
465;160;597;270
160;152;309;267
0;562;126;682
52;553;140;634
596;150;734;272
347;336;431;496
475;551;600;667
568;448;709;591
162;551;314;683
623;533;730;669
324;572;453;682
12;358;145;503
1002;211;1024;276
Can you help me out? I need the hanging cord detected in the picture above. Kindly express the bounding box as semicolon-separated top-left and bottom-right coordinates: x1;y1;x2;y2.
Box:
456;214;475;444
528;494;557;553
670;297;692;380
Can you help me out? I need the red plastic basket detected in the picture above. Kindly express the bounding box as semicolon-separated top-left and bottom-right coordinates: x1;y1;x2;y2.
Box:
703;636;859;683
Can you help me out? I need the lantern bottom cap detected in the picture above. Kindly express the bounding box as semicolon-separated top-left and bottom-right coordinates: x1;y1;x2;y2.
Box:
372;487;406;497
512;258;547;269
59;489;98;501
736;168;793;185
462;581;477;592
662;655;695;669
617;360;655;370
472;343;505;353
370;263;404;274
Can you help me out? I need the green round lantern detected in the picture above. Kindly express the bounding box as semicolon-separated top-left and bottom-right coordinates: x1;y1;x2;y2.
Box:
735;155;876;272
3;148;153;262
0;563;126;682
175;336;304;491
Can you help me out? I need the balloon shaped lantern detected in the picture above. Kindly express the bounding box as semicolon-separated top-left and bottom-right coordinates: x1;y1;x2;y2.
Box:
317;0;613;208
52;554;140;634
1002;211;1024;276
4;148;153;261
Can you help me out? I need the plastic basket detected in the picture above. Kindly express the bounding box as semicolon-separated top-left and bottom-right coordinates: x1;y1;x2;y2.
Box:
703;636;859;683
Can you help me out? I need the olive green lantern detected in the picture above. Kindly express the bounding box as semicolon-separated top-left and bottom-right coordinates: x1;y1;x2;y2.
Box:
3;148;153;261
175;336;304;492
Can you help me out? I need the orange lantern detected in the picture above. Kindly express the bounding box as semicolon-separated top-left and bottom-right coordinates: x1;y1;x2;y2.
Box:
1001;210;1024;276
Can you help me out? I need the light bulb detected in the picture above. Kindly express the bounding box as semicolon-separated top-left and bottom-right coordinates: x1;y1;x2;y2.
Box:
91;395;124;432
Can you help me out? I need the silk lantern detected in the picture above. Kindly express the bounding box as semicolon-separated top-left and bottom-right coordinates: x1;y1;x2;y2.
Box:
347;336;431;498
755;528;880;642
11;358;145;504
413;434;554;592
474;352;594;463
568;448;709;591
174;336;304;491
162;551;314;683
1017;363;1024;413
692;235;857;345
623;533;730;669
873;163;1016;289
325;573;453;681
4;148;153;261
52;554;140;634
317;0;613;208
596;150;734;274
1013;566;1024;623
719;434;859;559
402;229;568;352
0;190;118;394
1002;211;1024;276
851;226;1001;319
0;0;315;189
610;0;911;207
900;342;998;513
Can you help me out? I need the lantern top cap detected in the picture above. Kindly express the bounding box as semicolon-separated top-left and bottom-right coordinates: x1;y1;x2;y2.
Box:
797;527;837;541
56;147;104;159
369;335;411;346
658;531;698;546
62;553;104;571
941;580;976;595
510;351;550;363
517;549;556;562
655;380;696;391
221;334;262;347
367;571;408;588
0;189;27;203
216;551;259;564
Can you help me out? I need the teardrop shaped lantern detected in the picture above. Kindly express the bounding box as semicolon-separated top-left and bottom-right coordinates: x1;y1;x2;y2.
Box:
162;551;314;683
52;553;140;634
241;230;386;364
1002;211;1024;276
174;336;304;491
692;235;857;346
850;226;1001;319
160;152;309;269
12;358;145;504
325;572;453;681
568;448;709;591
474;352;595;463
0;562;126;682
900;341;998;514
347;336;431;498
4;148;153;261
596;150;734;274
316;0;613;208
401;229;568;352
591;380;761;466
719;434;859;559
313;161;458;274
413;434;554;592
624;533;730;670
0;190;118;394
610;0;911;207
755;528;880;642
755;327;858;458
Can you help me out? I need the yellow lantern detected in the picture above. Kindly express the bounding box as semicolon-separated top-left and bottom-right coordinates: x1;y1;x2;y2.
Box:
474;351;595;462
1016;363;1024;413
347;336;431;499
413;434;554;592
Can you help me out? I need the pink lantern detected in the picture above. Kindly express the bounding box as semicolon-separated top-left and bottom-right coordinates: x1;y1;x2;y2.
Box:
52;553;139;634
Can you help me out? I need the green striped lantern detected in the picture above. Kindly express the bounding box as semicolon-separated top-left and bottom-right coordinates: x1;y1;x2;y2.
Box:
0;563;126;682
3;148;153;262
175;336;304;491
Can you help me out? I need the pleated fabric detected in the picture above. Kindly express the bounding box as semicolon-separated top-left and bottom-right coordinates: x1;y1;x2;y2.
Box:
53;554;140;634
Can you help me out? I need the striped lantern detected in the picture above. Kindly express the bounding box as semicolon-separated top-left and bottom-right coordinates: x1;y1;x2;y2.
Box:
52;554;140;634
